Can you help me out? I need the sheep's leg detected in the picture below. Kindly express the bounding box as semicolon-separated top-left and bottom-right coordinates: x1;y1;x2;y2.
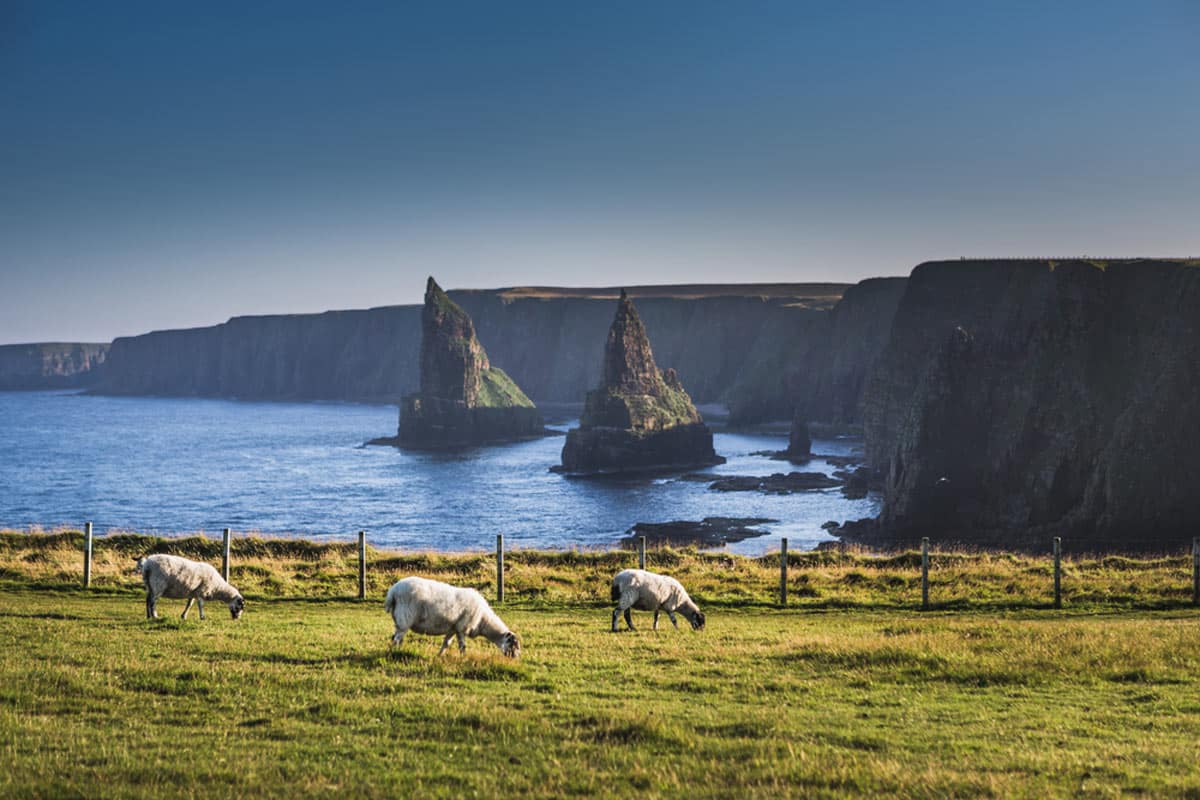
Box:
624;608;635;631
456;632;466;653
667;610;679;629
145;591;156;620
390;629;406;647
438;634;454;656
181;597;193;620
611;608;621;633
197;598;205;620
653;609;660;631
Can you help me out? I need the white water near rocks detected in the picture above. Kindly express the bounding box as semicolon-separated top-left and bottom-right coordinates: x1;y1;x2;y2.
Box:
0;391;880;555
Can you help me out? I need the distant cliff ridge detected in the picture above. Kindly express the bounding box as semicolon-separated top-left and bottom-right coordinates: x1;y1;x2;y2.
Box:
0;343;109;390
862;259;1200;552
93;283;878;418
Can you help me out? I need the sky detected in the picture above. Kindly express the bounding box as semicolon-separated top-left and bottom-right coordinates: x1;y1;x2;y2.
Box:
2;1;1198;343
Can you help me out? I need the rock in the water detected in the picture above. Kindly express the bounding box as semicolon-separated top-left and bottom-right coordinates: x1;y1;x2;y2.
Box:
708;471;842;494
786;409;812;460
558;290;723;474
834;467;874;499
623;517;776;548
392;277;545;448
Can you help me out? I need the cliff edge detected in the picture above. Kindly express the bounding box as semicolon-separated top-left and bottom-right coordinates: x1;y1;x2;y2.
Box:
861;258;1200;551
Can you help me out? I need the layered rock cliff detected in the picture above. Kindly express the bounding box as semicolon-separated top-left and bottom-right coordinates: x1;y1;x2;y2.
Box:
862;259;1200;551
558;291;722;474
0;343;109;390
731;277;906;426
393;278;543;447
92;284;856;412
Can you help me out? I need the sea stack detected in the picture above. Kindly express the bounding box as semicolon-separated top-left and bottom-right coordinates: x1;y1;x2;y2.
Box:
558;290;723;474
395;277;544;448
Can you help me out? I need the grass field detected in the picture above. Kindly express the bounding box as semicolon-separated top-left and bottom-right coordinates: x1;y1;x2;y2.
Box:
2;531;1200;798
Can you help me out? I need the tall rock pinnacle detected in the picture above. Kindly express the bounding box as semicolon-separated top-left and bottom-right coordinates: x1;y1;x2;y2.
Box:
387;276;544;448
558;291;720;473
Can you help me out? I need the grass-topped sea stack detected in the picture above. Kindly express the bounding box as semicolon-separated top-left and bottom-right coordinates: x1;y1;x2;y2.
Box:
558;290;723;474
394;277;544;448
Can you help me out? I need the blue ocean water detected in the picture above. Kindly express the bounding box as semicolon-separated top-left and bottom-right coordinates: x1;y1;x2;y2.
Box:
0;392;879;555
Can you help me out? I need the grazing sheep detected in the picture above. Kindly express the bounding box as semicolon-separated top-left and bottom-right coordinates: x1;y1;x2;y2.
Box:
136;554;245;621
611;568;705;632
384;577;520;658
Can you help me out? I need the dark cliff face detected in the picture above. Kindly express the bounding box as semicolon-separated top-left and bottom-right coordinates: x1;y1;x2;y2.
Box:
93;285;861;412
730;276;906;426
419;277;491;405
863;259;1200;551
559;292;719;474
0;343;109;390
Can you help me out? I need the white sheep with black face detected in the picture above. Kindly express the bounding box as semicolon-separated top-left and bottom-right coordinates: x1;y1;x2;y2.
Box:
611;569;705;632
384;576;520;658
136;554;245;620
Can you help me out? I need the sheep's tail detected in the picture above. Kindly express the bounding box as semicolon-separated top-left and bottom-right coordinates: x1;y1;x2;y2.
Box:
384;589;396;614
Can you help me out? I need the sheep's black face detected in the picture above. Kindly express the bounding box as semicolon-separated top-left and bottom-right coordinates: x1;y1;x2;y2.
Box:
500;632;521;659
689;611;705;631
230;597;245;620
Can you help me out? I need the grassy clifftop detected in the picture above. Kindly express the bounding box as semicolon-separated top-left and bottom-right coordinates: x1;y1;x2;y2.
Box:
1;535;1198;797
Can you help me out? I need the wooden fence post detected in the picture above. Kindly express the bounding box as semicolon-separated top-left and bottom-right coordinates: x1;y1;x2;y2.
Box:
358;531;366;600
222;528;231;582
496;534;504;603
1192;537;1199;608
921;537;930;610
83;522;93;588
1053;537;1062;609
638;536;646;570
779;538;788;606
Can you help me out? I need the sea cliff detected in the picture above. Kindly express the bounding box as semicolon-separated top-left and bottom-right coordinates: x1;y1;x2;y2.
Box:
861;259;1200;551
92;284;874;417
0;343;109;390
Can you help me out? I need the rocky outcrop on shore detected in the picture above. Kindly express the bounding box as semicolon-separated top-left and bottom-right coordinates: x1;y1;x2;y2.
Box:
861;259;1200;551
384;278;544;448
0;343;108;390
558;291;723;474
622;517;776;548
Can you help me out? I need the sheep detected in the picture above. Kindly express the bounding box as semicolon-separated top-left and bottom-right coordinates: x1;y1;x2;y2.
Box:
136;554;245;621
384;576;520;658
611;568;705;633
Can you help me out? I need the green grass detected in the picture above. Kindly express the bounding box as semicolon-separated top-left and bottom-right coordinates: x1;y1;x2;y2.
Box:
476;366;535;408
2;587;1200;798
2;531;1200;797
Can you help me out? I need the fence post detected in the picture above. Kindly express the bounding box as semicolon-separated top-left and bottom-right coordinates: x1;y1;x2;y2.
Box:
221;528;231;582
1193;538;1199;608
83;522;93;588
358;531;366;600
779;538;788;606
921;537;930;610
496;534;504;603
638;535;646;570
1053;537;1062;609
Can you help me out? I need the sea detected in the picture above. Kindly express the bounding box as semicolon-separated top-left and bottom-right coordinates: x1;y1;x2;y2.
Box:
0;391;879;555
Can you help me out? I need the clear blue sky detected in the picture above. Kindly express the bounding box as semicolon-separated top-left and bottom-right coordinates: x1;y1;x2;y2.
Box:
3;1;1197;343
